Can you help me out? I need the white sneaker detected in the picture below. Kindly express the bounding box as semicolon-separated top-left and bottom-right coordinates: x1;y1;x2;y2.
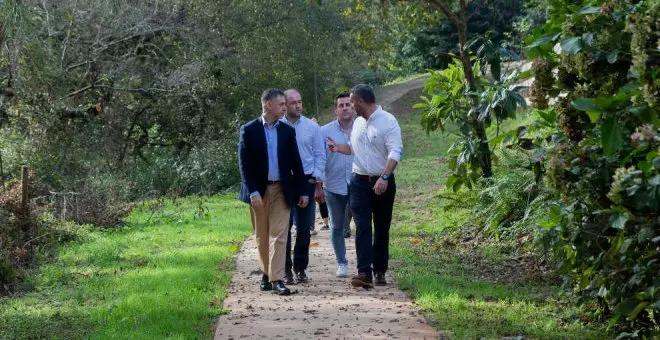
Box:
336;264;348;277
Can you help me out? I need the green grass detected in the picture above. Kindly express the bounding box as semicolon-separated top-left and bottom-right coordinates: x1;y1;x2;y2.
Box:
0;196;252;339
390;103;608;338
393;246;602;339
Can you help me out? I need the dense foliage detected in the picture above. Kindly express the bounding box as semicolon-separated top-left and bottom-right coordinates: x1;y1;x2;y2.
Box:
0;0;367;292
345;0;545;75
0;0;367;218
411;0;657;335
524;0;659;335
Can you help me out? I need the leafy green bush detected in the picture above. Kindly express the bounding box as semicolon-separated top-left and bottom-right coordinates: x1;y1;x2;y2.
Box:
477;148;555;241
416;59;527;188
525;0;659;335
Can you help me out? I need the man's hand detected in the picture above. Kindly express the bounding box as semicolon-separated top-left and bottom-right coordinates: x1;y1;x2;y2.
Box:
314;183;325;203
298;196;309;208
250;194;264;207
373;178;388;195
327;137;352;155
327;136;338;152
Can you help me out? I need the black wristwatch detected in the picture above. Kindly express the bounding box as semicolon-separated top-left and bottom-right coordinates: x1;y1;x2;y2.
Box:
381;173;389;181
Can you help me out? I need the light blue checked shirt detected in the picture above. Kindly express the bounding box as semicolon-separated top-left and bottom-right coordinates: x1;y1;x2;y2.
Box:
321;120;353;196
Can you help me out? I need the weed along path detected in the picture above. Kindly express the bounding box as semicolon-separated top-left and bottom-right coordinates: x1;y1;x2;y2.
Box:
214;78;439;339
214;220;439;339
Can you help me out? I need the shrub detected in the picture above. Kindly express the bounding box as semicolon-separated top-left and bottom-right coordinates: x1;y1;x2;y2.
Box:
526;0;659;335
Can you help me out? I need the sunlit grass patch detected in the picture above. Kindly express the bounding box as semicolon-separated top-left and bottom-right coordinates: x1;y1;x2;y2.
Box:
392;244;607;339
0;195;251;339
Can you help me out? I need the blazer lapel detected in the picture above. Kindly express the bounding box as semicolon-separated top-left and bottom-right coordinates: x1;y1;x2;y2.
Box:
254;119;268;175
276;122;287;176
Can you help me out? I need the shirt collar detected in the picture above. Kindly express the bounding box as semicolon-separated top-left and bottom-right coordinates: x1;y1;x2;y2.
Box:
334;119;352;133
283;115;305;126
262;115;279;128
367;106;383;122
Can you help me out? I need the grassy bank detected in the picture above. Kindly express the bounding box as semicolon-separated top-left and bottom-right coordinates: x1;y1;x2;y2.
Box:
388;90;607;338
0;196;252;339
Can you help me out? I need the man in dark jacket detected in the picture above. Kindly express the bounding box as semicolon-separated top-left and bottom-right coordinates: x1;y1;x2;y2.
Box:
238;88;308;296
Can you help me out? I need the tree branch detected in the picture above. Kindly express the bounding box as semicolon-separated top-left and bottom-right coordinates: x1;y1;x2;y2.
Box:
66;82;169;98
93;27;173;54
434;51;460;60
61;0;78;69
66;60;94;71
40;0;54;38
426;0;461;29
66;81;102;97
95;85;170;93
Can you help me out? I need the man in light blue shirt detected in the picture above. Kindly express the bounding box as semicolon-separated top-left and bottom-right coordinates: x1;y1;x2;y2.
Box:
282;89;326;284
320;93;354;277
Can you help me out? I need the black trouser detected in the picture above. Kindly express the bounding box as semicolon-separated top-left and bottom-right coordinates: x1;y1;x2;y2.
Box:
285;177;316;274
319;201;329;219
349;173;396;276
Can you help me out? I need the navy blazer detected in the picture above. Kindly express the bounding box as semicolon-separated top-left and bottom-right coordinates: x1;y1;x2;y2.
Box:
237;117;306;207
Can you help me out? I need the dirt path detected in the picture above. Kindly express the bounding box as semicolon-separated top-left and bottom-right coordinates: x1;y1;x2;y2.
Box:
214;79;438;339
375;75;429;112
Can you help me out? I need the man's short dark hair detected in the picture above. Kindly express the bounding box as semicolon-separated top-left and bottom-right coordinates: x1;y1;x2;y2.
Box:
350;84;375;104
335;92;349;106
261;88;285;104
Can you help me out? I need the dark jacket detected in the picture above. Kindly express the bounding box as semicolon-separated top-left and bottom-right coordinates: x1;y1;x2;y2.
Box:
237;117;306;207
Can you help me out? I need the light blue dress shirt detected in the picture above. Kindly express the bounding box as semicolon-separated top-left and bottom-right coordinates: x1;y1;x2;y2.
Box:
282;115;326;181
321;120;353;196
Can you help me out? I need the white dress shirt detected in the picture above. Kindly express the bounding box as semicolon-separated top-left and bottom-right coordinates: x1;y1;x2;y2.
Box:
282;115;326;181
350;106;403;176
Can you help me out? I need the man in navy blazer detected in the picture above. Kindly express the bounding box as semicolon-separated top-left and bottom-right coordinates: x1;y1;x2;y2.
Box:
238;88;308;296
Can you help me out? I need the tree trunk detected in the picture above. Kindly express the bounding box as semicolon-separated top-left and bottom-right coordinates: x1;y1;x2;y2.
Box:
20;166;30;238
425;0;493;178
455;0;493;178
0;150;4;188
313;41;320;117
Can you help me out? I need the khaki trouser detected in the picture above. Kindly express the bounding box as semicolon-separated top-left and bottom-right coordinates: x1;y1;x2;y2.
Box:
249;183;290;281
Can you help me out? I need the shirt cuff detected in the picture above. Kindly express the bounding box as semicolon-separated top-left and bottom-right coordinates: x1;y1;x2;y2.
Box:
387;150;403;163
250;191;260;198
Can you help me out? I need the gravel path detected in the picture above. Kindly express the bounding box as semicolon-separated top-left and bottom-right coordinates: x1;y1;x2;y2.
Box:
214;218;439;339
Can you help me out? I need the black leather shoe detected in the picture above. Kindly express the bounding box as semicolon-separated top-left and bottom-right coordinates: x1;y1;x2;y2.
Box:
351;273;374;289
344;230;351;238
295;270;308;284
272;280;291;296
374;272;387;286
284;271;296;285
260;274;272;291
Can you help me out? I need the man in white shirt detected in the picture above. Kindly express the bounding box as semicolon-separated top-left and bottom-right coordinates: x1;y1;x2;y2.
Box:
327;84;402;288
282;89;326;285
320;93;355;278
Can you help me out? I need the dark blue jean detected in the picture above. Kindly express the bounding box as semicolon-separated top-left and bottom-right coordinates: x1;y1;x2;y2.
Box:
285;181;316;274
349;174;396;276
